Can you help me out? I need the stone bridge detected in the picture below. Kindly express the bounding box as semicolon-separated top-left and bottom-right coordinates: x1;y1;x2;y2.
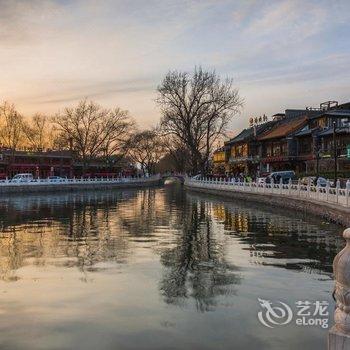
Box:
161;173;187;184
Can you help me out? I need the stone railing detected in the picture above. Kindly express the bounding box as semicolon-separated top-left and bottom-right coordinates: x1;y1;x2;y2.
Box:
329;228;350;349
186;177;350;208
0;175;160;187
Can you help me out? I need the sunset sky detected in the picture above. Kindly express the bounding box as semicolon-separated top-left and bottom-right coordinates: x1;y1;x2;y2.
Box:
1;0;350;131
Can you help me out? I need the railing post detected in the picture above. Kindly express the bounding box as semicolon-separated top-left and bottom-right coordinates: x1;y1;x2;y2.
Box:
307;177;311;198
329;228;350;349
317;178;321;201
279;178;283;194
326;180;330;202
288;178;292;195
336;180;340;204
346;180;350;207
271;177;274;194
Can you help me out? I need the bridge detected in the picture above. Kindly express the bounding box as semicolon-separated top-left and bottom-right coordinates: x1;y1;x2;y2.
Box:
160;173;187;184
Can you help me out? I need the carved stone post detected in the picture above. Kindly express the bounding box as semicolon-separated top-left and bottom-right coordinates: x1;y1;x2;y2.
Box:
329;228;350;349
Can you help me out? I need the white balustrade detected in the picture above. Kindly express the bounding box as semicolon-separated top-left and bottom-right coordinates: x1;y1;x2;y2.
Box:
186;177;350;208
0;174;161;187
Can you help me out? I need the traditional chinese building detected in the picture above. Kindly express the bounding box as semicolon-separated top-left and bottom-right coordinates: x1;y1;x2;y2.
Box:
0;149;73;179
258;115;308;173
212;146;229;174
225;120;277;176
294;108;350;175
0;149;136;179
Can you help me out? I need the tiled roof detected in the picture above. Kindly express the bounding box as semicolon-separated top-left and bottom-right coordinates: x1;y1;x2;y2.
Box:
258;116;307;141
293;128;313;137
226;121;277;145
0;149;72;158
318;127;350;136
226;128;252;144
310;109;350;119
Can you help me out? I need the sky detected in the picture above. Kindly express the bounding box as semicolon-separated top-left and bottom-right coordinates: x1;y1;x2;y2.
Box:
1;0;350;132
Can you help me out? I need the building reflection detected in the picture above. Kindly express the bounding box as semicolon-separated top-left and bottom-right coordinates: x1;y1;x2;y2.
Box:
209;199;344;275
0;191;140;281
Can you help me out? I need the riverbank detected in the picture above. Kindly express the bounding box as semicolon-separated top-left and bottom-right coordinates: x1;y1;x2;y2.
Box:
185;179;350;227
0;176;161;194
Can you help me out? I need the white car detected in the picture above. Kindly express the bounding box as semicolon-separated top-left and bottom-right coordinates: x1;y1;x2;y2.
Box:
11;173;34;183
47;176;65;182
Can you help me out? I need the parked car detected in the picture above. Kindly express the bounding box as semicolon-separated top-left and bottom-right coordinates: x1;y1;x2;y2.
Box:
11;173;34;183
300;176;334;187
47;176;65;182
316;177;328;187
266;171;296;184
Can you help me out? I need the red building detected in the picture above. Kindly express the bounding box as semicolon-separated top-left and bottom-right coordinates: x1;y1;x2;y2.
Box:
0;149;73;179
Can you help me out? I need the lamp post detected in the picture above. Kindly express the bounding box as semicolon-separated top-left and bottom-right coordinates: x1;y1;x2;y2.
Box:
333;121;338;183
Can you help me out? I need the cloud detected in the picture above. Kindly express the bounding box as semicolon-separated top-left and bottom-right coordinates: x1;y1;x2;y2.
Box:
30;78;156;104
0;0;349;130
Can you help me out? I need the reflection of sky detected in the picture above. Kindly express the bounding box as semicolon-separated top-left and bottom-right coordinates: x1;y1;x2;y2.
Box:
1;0;350;131
0;186;344;349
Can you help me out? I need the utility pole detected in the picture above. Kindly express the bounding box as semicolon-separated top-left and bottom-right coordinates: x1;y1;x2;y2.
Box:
333;121;338;182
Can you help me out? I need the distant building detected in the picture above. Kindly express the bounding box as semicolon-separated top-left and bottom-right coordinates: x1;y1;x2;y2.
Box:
224;120;277;175
0;149;136;179
0;149;73;179
258;115;308;173
212;146;229;174
210;100;350;178
294;108;350;175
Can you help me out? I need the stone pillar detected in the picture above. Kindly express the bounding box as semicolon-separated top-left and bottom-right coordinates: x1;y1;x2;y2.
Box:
329;228;350;349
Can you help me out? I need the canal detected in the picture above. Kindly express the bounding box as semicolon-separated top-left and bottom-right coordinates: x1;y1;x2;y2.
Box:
0;184;344;350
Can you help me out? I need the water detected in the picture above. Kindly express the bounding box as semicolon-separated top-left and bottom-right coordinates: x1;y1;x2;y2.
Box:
0;184;344;350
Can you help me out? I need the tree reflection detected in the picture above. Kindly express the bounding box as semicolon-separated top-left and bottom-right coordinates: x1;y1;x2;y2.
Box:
0;191;136;280
159;199;241;312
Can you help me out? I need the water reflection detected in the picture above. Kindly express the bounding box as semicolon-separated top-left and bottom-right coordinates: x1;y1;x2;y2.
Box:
0;187;343;289
0;191;137;281
206;196;343;275
159;199;241;312
0;185;345;350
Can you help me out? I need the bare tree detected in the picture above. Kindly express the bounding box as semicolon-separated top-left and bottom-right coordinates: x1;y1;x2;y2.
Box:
0;101;24;150
53;100;133;172
161;135;191;173
156;67;242;174
23;114;53;151
127;129;164;175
